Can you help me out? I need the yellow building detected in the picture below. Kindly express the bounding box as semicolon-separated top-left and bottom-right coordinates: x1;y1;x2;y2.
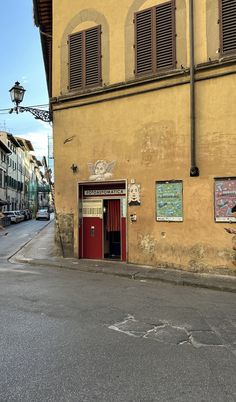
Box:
34;0;236;274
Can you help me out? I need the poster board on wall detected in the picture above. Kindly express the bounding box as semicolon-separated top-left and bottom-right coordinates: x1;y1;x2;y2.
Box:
156;181;183;222
214;178;236;222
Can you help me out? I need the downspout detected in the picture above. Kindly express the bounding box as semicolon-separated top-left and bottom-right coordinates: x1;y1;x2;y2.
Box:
189;0;199;177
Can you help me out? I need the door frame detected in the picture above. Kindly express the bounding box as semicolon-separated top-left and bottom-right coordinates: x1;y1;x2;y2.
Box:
78;180;127;261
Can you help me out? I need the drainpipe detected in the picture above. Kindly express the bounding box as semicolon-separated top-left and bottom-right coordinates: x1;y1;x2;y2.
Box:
189;0;199;177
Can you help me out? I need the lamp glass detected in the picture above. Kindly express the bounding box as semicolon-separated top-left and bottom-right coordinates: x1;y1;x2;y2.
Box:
9;82;26;105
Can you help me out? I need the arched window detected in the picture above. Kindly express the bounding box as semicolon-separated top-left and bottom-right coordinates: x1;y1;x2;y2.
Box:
69;25;102;91
134;1;176;77
60;9;109;95
125;0;187;81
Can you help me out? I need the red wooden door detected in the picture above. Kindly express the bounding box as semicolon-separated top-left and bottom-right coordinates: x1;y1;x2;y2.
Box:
83;217;103;259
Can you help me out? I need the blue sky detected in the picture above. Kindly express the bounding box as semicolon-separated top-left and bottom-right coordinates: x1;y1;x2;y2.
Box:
0;0;52;161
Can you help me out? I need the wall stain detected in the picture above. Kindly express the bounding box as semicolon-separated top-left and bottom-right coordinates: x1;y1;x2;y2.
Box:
134;233;236;275
55;213;74;257
138;233;157;254
134;121;184;167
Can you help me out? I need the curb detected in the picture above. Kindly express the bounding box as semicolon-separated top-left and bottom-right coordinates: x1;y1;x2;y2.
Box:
13;256;236;293
7;219;53;262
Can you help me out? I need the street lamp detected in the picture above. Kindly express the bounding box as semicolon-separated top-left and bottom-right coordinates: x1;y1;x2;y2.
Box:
9;81;52;122
9;81;26;108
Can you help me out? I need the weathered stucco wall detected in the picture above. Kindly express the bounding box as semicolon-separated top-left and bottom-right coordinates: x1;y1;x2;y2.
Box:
53;72;236;273
55;213;74;257
51;0;236;274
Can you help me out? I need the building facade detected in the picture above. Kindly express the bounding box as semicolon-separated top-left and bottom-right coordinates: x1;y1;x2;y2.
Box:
0;138;11;209
0;131;47;214
34;0;236;274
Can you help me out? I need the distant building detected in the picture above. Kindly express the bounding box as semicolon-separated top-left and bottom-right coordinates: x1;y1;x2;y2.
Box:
0;137;11;209
0;131;49;214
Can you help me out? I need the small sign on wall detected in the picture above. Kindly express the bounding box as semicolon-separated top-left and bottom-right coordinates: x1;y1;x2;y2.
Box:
156;181;183;222
82;200;103;218
214;178;236;222
128;183;141;206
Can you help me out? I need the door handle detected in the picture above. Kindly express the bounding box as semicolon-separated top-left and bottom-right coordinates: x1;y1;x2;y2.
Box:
91;226;95;237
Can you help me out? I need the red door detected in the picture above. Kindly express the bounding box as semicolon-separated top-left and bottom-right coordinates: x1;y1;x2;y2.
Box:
83;217;103;259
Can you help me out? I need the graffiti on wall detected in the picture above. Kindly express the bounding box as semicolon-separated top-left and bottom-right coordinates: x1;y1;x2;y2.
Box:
88;160;116;181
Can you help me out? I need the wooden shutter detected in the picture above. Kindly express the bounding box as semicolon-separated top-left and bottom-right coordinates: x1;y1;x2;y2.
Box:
135;8;153;76
220;0;236;56
156;1;176;70
69;32;83;90
85;26;101;87
69;26;101;90
135;1;175;77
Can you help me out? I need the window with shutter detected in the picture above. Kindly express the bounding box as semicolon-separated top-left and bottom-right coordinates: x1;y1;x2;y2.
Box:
135;1;176;77
69;32;83;90
135;8;153;75
220;0;236;56
69;25;101;91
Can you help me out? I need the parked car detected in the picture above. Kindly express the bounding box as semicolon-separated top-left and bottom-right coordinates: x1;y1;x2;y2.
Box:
20;209;32;220
26;209;32;219
20;210;28;221
3;211;23;224
36;209;50;221
15;211;25;222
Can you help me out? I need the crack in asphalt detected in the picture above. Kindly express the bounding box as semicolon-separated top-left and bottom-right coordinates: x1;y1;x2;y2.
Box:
108;314;227;348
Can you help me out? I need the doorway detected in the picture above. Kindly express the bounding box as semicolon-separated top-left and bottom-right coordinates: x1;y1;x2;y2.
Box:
79;181;127;261
103;199;121;259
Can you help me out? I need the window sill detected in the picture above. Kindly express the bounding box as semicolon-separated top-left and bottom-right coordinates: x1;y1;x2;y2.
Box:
52;69;187;104
196;56;236;70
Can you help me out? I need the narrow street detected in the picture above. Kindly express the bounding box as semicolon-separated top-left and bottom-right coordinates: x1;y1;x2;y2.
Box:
0;222;236;401
0;218;51;259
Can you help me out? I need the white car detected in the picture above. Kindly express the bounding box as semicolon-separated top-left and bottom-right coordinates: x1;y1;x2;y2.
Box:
15;211;25;222
36;209;50;221
3;211;22;224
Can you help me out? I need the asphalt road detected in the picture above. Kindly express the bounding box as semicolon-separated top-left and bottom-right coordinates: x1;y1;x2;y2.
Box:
0;218;51;259
0;255;235;401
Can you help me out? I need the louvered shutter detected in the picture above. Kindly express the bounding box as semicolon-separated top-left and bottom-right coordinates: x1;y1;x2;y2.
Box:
220;0;236;56
156;1;175;70
135;8;153;75
85;26;101;87
69;32;83;90
135;2;176;77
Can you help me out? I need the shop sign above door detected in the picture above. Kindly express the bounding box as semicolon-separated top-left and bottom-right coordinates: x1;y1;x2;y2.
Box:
84;189;126;196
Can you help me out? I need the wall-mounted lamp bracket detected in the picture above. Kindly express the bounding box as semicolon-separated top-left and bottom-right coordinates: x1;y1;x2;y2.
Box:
70;163;78;173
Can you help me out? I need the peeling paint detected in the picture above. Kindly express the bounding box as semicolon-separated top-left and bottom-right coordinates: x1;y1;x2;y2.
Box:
138;233;157;254
133;233;236;275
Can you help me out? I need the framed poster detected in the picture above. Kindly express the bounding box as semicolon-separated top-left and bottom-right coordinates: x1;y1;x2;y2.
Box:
156;181;183;222
214;178;236;222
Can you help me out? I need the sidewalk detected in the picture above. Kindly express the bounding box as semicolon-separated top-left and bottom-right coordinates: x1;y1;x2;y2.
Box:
13;220;236;293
